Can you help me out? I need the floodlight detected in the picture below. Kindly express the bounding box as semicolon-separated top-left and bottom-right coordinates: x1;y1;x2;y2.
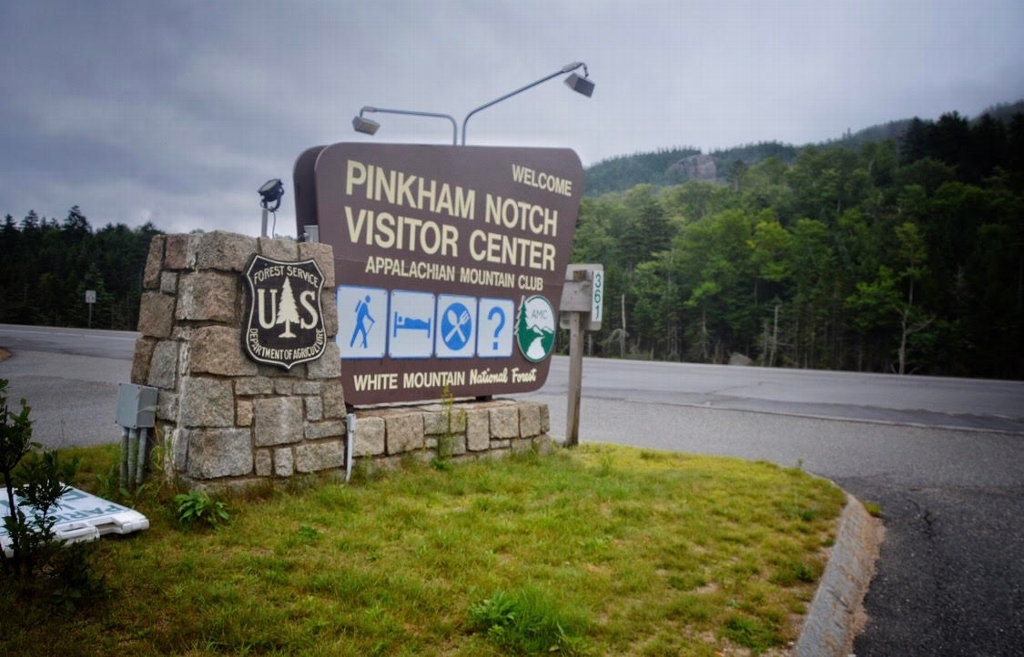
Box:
564;72;595;97
352;115;381;135
258;178;284;237
258;178;284;212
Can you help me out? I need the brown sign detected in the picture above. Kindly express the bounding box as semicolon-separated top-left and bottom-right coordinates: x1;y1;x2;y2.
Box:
296;143;584;405
243;255;327;370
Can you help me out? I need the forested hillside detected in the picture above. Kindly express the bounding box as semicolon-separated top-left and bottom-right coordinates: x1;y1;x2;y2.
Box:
0;208;160;330
585;143;799;196
572;109;1024;379
3;105;1022;379
585;100;1024;197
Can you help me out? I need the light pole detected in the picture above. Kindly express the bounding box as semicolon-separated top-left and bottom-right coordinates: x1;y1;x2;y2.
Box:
354;62;594;147
352;106;459;145
461;61;594;145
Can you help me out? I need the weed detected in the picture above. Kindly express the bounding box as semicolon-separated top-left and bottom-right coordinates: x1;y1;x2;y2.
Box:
724;614;780;653
469;587;588;656
431;386;466;471
173;490;230;529
94;464;120;499
296;523;322;543
863;500;883;518
769;557;823;586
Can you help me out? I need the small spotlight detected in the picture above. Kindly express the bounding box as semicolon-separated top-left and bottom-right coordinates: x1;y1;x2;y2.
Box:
352;115;381;135
564;72;595;97
258;179;284;212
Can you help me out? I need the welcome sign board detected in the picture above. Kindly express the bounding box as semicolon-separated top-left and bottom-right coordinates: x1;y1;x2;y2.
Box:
295;143;584;405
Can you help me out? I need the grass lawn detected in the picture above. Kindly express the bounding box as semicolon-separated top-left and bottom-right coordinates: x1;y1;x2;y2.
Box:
1;442;845;657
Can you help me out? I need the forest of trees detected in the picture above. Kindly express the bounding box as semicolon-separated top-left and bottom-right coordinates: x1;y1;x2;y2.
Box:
2;107;1022;380
571;110;1024;380
0;208;160;330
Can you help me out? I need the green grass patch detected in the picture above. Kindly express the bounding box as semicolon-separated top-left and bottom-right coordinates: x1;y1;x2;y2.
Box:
1;443;845;656
862;500;883;518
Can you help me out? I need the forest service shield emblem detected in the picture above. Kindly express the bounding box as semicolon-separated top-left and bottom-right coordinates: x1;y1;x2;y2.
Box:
243;255;326;370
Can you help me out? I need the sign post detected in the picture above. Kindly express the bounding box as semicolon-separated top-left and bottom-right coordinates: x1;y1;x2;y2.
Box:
85;289;96;328
559;264;603;446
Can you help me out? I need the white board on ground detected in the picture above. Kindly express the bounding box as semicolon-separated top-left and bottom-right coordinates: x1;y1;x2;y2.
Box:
1;486;150;557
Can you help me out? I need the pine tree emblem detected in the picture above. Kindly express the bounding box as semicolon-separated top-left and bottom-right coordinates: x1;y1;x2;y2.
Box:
276;278;300;338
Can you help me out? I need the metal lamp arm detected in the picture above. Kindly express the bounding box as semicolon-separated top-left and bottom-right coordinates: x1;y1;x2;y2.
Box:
461;62;585;146
360;106;459;145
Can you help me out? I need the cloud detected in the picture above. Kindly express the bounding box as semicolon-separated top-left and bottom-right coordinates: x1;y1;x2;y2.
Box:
1;0;1022;236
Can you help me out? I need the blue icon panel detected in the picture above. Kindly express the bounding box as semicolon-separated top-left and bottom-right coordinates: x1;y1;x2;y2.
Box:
337;288;517;360
436;295;478;358
337;286;388;359
389;290;436;359
477;298;515;358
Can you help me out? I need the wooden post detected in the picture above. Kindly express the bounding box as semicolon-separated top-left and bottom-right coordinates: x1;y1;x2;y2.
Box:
565;269;590;446
566;309;584;446
561;265;602;447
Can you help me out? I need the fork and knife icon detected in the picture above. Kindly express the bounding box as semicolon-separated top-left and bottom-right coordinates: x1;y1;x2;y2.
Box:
444;306;472;347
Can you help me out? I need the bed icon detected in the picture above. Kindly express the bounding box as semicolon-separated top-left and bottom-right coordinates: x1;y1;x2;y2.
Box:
388;289;436;359
393;312;432;338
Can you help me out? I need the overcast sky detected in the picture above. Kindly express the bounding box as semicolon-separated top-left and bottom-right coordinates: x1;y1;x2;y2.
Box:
2;0;1022;237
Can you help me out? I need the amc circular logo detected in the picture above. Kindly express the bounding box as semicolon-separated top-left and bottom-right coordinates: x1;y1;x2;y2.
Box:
516;295;555;363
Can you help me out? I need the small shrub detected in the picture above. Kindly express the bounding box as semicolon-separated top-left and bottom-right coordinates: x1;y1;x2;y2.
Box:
173;490;230;529
48;542;107;612
1;378;102;609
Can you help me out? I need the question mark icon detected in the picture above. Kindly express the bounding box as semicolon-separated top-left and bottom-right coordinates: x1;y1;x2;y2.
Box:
488;306;506;350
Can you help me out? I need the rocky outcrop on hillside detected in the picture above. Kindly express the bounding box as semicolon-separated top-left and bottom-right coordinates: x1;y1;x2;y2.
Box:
669;153;718;182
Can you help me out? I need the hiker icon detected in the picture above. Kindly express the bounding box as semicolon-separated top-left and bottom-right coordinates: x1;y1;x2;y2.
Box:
337;286;387;358
350;294;376;349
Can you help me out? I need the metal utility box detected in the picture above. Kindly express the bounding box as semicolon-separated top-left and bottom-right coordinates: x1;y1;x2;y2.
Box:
115;383;158;429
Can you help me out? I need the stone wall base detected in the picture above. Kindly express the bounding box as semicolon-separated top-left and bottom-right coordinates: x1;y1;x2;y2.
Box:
133;231;553;491
173;398;551;491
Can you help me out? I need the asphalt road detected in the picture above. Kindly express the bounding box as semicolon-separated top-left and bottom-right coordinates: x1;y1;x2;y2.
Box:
539;355;1024;434
530;360;1024;656
0;325;134;448
2;324;1023;655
